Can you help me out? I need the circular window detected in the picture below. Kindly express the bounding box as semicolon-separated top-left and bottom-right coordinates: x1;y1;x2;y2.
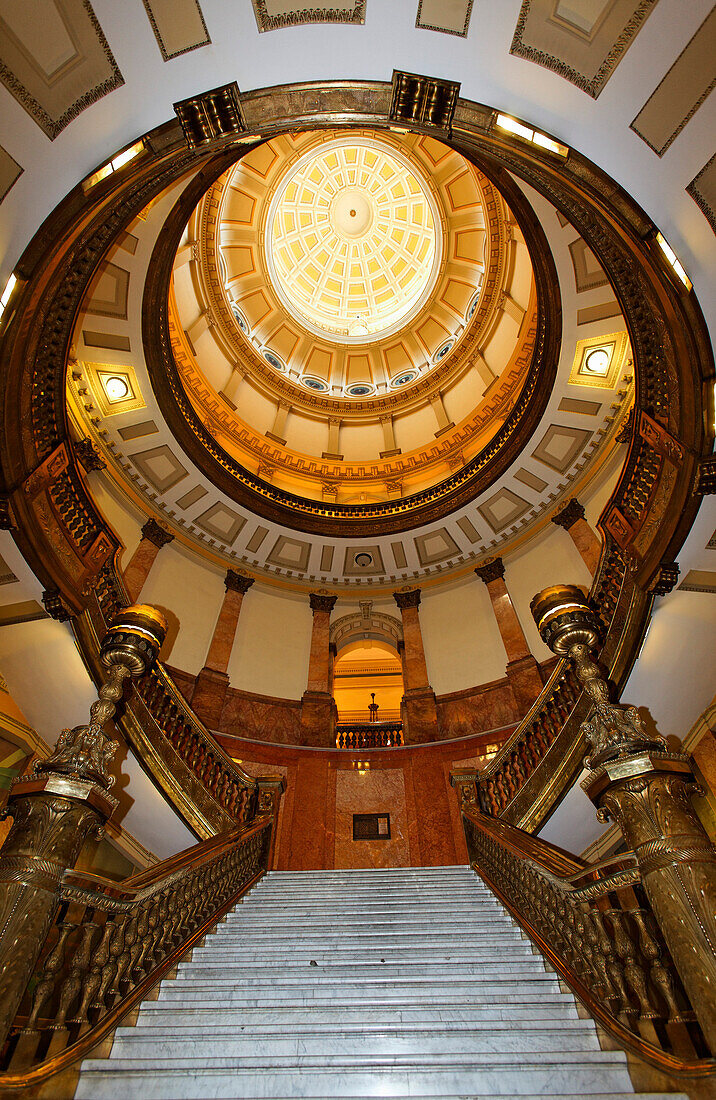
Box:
390;370;418;389
345;383;375;398
262;349;286;372
302;376;328;392
467;286;482;321
231;303;249;334
355;552;373;568
434;340;455;363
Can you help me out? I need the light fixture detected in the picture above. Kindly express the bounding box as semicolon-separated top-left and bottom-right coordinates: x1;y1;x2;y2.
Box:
103;375;131;402
83;140;145;192
583;348;611;376
0;273;17;320
656;231;692;291
496;113;568;158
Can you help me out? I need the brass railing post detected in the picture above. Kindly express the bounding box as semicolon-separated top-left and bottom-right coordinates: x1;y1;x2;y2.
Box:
0;604;166;1051
531;584;716;1052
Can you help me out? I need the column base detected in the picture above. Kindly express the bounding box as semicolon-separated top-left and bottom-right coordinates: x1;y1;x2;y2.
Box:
403;687;439;744
300;691;337;748
505;656;544;714
191;666;230;729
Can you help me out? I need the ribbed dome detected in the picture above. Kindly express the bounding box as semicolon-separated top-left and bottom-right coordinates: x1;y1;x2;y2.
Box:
265;137;440;342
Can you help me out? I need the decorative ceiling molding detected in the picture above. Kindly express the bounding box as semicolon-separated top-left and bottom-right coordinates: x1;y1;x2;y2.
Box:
415;0;474;39
687;152;716;235
0;0;123;140
250;0;365;33
630;5;716;157
510;0;658;99
0;144;22;205
141;0;211;62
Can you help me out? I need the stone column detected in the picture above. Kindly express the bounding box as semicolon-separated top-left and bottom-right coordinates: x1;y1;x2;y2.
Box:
474;558;544;713
191;570;254;729
300;594;338;747
123;518;174;602
551;498;602;576
393;589;438;743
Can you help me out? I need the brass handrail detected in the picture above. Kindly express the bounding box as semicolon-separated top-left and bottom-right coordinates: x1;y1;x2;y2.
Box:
73;571;263;840
474;539;641;831
0;816;273;1089
461;807;715;1077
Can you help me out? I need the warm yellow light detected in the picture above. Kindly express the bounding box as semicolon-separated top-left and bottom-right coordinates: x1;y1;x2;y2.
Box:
497;114;533;141
104;375;130;402
656;231;692;291
0;273;17;318
496;114;568;157
111;141;144;171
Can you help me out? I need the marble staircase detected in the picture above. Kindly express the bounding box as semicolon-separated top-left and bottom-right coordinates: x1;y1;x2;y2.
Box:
77;866;688;1099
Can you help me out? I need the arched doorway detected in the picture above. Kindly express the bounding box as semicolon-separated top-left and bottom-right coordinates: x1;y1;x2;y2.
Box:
330;609;404;747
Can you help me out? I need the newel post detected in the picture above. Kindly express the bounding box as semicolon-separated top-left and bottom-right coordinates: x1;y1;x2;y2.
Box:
0;604;167;1049
531;584;716;1052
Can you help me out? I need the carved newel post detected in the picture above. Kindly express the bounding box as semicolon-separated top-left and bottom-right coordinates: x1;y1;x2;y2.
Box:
531;584;716;1051
0;604;167;1050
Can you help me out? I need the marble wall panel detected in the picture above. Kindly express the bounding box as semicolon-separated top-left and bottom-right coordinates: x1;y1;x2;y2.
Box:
334;767;410;869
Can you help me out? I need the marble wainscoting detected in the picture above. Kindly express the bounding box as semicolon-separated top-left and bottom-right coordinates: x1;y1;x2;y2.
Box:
334;767;410;869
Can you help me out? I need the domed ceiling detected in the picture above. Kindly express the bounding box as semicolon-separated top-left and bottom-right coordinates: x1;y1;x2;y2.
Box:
67;124;632;590
168;129;547;519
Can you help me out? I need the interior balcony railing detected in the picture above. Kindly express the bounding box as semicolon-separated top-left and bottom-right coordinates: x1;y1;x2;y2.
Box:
455;804;715;1082
335;722;403;749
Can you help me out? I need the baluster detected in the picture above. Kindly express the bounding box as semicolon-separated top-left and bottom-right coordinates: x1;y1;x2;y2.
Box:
24;920;75;1031
56;919;98;1029
629;909;687;1024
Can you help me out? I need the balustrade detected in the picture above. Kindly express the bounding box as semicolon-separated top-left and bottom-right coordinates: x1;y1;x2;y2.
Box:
458;808;713;1073
335;723;403;749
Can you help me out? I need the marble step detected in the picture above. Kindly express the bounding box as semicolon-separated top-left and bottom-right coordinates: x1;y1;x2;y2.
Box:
260;866;472;877
76;1050;636;1099
221;912;511;926
175;962;551;983
110;1024;602;1059
137;1003;580;1025
155;988;572;1008
188;941;534;959
218;917;516;933
159;979;564;1002
208;930;526;947
231;895;501;909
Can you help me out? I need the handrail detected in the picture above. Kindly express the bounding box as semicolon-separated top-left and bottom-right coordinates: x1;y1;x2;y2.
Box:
73;567;267;840
474;538;639;831
461;807;715;1077
0;815;274;1089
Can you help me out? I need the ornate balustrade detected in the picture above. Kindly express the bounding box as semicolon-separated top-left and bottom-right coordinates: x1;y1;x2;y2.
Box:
335;723;403;749
74;565;266;840
459;808;715;1077
0;817;273;1091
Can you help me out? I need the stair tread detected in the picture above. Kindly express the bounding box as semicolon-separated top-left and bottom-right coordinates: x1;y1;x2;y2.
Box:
79;865;674;1099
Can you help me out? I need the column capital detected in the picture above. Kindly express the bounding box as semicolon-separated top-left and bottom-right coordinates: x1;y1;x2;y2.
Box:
474;558;504;584
141;518;174;549
225;569;254;594
393;588;421;610
309;593;337;614
551;498;585;530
